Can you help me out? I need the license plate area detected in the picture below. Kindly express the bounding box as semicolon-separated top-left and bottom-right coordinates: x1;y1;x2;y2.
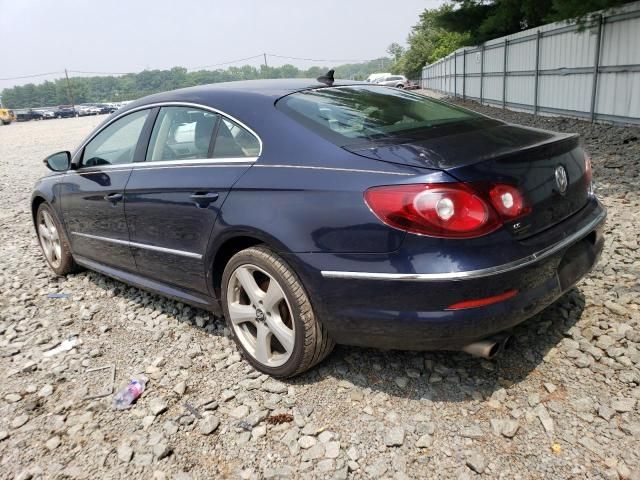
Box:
557;233;597;291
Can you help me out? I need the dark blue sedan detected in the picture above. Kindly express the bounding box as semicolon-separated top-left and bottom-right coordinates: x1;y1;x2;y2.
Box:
32;78;606;377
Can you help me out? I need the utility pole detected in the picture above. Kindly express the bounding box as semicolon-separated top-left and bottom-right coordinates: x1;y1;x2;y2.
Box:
263;53;268;68
64;69;75;108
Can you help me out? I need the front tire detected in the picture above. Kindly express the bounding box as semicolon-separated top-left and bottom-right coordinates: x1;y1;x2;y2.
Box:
221;246;334;377
36;204;79;276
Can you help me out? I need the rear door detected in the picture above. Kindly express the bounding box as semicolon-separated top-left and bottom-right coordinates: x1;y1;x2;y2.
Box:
123;105;261;295
60;108;152;271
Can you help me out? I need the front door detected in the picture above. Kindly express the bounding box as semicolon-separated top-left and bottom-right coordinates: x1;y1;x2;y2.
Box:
124;106;261;295
60;108;152;271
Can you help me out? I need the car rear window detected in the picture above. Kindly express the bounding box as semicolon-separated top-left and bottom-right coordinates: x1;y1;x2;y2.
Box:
277;85;482;146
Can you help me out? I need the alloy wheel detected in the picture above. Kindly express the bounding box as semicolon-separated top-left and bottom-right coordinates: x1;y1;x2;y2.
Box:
226;264;295;368
38;210;62;268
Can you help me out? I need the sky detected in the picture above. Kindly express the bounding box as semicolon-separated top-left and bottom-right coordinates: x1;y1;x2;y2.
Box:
0;0;445;90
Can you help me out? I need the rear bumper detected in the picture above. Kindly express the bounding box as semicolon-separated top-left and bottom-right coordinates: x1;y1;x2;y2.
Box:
292;199;606;350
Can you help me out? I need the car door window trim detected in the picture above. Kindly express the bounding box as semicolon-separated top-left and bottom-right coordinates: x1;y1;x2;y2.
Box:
71;232;202;259
72;101;262;165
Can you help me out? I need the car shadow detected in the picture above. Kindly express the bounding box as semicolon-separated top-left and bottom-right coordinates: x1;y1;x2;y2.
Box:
80;269;584;402
290;288;585;403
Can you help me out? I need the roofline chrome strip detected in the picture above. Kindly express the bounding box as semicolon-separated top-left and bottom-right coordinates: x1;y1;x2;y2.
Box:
71;232;202;259
321;209;606;282
254;164;413;176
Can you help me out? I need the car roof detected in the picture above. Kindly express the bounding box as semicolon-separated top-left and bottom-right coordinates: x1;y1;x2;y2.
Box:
121;78;366;114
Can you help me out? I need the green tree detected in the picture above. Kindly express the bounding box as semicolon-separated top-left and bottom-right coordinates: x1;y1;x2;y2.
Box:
386;43;405;62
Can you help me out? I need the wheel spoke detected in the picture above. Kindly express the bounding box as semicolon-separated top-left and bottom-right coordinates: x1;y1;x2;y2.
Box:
42;212;54;230
262;279;285;312
265;314;295;353
53;242;62;261
228;302;256;325
235;266;263;306
38;224;51;240
254;323;271;364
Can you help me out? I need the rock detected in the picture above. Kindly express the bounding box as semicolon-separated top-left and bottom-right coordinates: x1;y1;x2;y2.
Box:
262;380;288;394
460;425;484;439
245;409;268;427
0;431;8;441
384;427;405;447
38;384;54;397
598;405;615;421
415;434;433;448
153;441;172;460
611;398;636;413
199;416;220;435
325;441;340;458
173;381;186;396
535;405;554;437
466;451;487;474
11;415;29;429
604;301;628;316
117;444;133;463
251;425;267;439
365;460;388;477
395;377;409;389
501;420;520;438
229;405;250;419
298;435;317;449
301;443;325;461
221;389;236;402
316;459;335;473
45;436;61;451
5;393;21;403
318;430;334;443
149;398;168;416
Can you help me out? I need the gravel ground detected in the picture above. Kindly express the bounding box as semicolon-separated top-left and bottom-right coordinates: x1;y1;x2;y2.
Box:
0;106;638;480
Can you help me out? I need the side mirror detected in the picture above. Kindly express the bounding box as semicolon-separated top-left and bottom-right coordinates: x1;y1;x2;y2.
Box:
43;151;71;172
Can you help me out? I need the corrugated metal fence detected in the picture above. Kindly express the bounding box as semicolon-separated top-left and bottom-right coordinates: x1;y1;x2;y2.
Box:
421;1;640;125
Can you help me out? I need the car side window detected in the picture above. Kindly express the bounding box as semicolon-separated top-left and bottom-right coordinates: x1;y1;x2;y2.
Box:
82;109;150;167
212;118;260;158
146;106;219;162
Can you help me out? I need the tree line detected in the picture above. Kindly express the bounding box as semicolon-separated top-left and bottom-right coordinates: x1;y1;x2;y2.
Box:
1;59;393;109
388;0;635;79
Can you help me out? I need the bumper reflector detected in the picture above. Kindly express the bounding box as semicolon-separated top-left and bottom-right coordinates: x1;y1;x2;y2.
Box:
446;289;518;310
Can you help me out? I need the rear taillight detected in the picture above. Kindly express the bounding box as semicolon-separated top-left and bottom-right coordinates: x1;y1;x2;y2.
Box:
488;184;530;220
364;183;502;238
584;152;593;194
365;182;530;239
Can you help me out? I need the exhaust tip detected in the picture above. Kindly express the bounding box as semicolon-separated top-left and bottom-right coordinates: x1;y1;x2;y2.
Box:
461;333;512;359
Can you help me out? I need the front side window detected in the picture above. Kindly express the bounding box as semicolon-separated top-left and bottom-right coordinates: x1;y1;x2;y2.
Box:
277;85;481;147
82;109;150;167
146;106;219;162
212;118;260;158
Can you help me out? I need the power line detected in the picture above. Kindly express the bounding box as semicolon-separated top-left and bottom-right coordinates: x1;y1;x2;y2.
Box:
0;71;63;81
266;53;369;63
1;52;380;83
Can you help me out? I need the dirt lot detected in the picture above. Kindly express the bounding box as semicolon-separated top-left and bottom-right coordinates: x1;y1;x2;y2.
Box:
0;108;639;480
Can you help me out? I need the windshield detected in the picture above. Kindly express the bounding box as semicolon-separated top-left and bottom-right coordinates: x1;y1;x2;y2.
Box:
277;85;483;146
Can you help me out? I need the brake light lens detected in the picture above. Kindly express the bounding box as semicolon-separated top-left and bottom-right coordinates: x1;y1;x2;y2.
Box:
364;183;502;238
488;184;529;219
584;152;593;194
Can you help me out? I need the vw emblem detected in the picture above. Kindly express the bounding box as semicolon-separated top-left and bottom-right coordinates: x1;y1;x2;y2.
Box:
255;309;265;322
555;166;568;194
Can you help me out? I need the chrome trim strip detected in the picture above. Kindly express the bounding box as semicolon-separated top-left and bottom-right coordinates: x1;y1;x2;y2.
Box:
71;232;202;259
255;164;413;176
69;158;255;176
72;101;263;163
321;209;606;282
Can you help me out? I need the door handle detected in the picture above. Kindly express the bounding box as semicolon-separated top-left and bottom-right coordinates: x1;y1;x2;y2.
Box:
190;192;219;208
104;192;123;204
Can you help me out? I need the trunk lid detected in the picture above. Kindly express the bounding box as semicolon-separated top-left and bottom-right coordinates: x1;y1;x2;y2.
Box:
346;123;590;239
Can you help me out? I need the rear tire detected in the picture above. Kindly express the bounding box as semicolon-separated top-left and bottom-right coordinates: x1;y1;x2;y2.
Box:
36;203;80;276
221;246;334;377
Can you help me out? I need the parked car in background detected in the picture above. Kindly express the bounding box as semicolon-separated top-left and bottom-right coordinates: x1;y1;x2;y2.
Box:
15;109;44;121
77;105;101;116
32;79;605;377
38;109;56;120
55;106;78;118
375;75;408;88
96;103;118;114
366;72;391;83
